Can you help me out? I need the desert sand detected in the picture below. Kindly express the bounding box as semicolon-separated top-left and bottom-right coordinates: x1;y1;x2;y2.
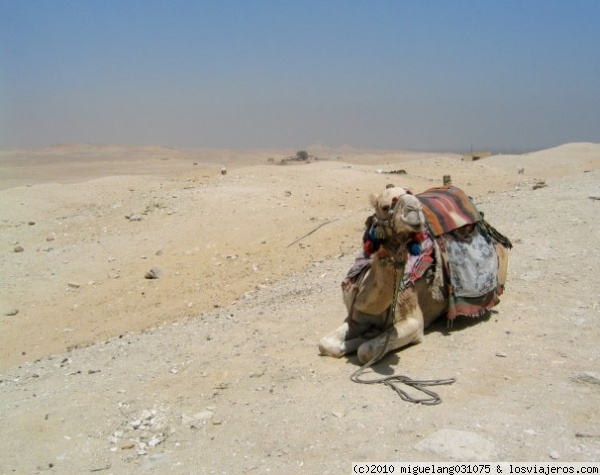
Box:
1;142;599;473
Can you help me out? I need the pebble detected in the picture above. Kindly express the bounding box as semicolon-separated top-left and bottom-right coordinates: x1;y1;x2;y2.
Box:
549;451;560;460
4;308;19;316
147;435;163;448
14;245;24;253
130;419;142;429
145;267;162;279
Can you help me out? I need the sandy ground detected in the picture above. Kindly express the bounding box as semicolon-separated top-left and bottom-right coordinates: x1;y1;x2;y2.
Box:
0;143;599;474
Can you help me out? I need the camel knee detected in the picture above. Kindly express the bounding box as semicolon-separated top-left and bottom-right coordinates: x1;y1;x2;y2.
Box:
357;342;378;365
357;336;398;364
356;318;424;364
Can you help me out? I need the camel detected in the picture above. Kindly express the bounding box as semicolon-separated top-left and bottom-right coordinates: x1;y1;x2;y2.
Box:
319;186;510;365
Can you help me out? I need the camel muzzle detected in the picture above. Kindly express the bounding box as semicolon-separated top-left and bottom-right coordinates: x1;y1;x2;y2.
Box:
398;195;424;229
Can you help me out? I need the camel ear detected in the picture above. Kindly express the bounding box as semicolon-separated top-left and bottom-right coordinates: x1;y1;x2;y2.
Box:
369;192;381;208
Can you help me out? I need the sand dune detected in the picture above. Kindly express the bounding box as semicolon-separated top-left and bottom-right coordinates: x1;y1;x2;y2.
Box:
1;143;599;472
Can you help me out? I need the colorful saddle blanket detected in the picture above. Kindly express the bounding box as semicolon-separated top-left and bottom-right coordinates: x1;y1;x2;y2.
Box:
417;186;482;236
417;186;501;319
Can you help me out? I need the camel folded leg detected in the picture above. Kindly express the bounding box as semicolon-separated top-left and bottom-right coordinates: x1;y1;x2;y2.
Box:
356;314;424;364
318;321;373;358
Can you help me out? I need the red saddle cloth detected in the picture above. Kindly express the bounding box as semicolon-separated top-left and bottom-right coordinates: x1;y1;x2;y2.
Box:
417;186;481;236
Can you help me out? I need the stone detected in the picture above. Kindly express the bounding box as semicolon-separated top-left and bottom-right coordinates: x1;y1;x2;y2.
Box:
572;371;600;386
147;435;163;447
130;419;142;429
4;308;19;316
182;410;214;428
414;429;496;461
145;267;162;279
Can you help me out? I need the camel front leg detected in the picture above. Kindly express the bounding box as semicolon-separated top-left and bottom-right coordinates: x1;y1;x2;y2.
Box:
357;311;424;364
319;321;372;358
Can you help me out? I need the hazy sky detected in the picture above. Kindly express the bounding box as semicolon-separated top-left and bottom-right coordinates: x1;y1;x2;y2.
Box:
2;1;599;152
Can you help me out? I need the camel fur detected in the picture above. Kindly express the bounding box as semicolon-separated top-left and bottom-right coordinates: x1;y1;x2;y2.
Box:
319;186;510;365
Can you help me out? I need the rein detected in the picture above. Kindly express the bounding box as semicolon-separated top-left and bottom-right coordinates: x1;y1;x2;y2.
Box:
349;231;456;405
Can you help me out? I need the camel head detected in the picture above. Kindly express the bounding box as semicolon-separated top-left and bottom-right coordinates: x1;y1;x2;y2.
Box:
370;186;424;239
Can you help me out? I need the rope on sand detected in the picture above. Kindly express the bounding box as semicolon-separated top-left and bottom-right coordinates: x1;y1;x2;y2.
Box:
286;218;340;248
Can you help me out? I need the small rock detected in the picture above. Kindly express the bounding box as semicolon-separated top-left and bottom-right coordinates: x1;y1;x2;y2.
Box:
148;435;163;448
14;246;24;253
572;371;600;386
4;308;19;316
28;221;36;225
145;267;162;279
549;451;560;460
130;419;142;429
414;429;496;461
67;282;81;289
182;410;214;429
495;352;507;358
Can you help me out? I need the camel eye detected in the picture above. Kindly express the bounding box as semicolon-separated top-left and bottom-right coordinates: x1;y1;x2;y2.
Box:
381;205;390;212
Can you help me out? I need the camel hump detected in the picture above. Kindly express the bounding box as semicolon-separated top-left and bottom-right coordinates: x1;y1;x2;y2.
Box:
416;186;481;236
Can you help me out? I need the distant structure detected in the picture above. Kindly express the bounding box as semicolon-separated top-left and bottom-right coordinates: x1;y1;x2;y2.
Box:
461;151;492;162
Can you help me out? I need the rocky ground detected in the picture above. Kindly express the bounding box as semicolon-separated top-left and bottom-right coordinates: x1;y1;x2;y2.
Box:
0;144;599;474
